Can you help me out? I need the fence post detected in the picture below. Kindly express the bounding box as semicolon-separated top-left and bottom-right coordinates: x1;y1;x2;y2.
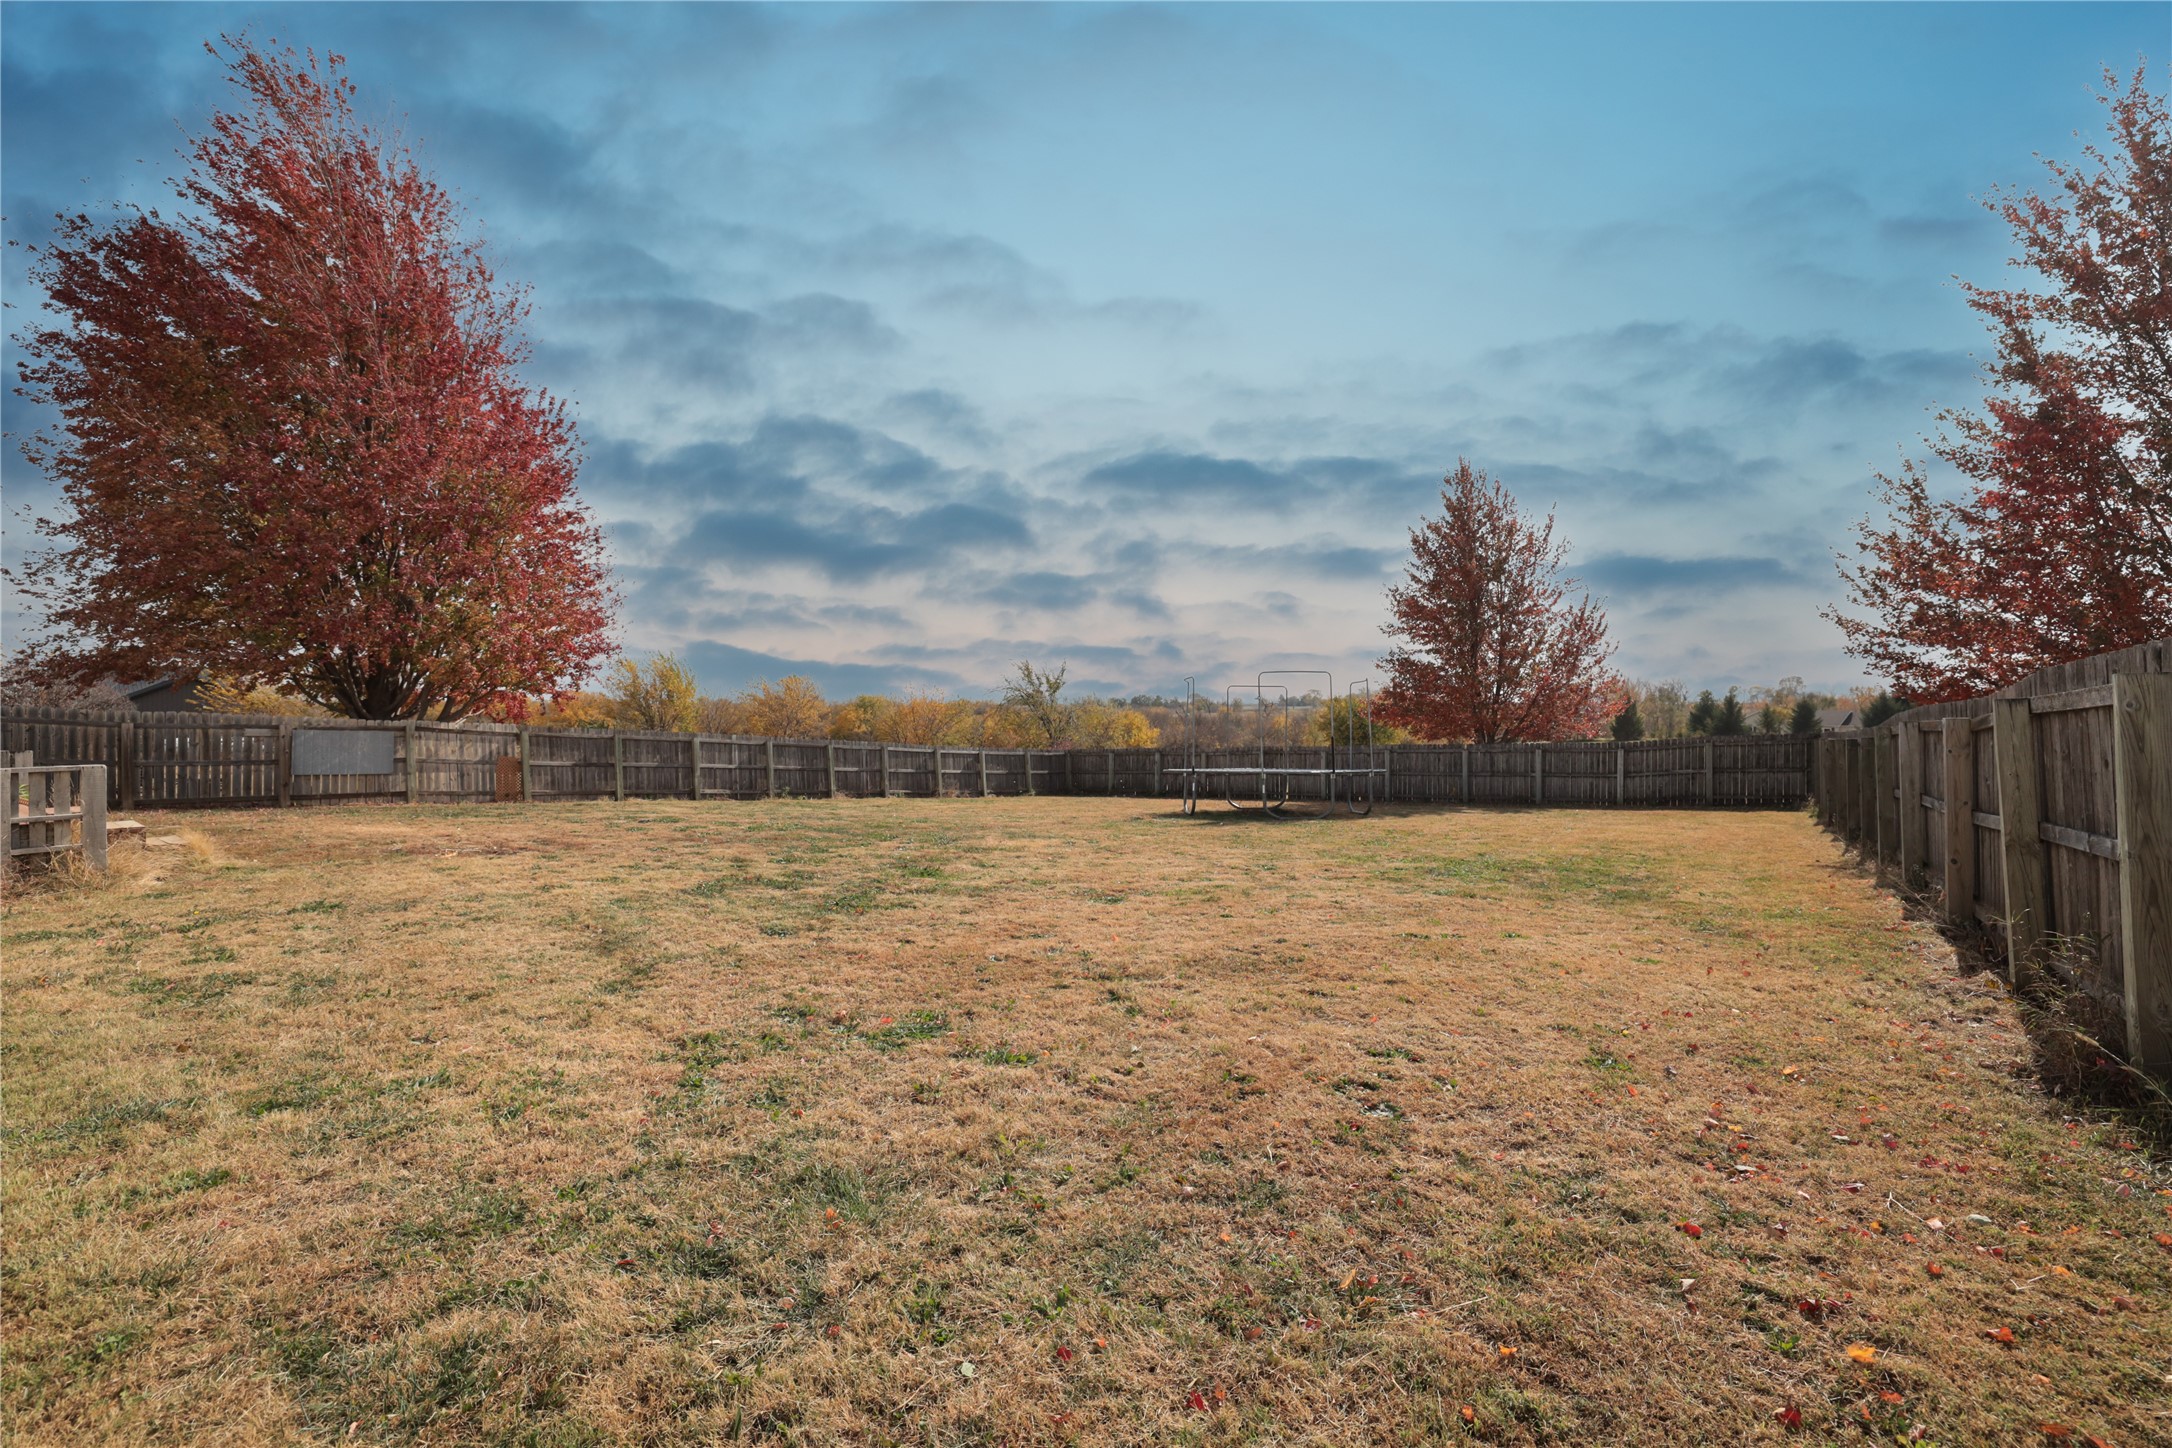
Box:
1615;744;1626;806
1938;718;1975;926
1460;745;1470;804
1154;749;1163;797
1895;720;1924;889
1703;740;1715;805
1106;751;1115;795
1853;737;1874;848
1871;729;1893;876
1990;698;2045;988
614;732;627;802
880;745;892;798
1533;746;1544;806
762;739;776;799
978;749;988;798
2112;672;2171;1073
827;741;839;799
118;718;135;813
277;719;294;809
81;765;109;871
406;722;420;804
520;728;534;803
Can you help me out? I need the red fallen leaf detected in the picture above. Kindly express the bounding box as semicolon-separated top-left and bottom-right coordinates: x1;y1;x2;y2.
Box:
1051;1412;1073;1426
1879;1391;1906;1404
1244;1326;1263;1341
825;1323;842;1339
1926;1262;1946;1278
2153;1233;2172;1249
1460;1404;1476;1423
1987;1326;2016;1344
1679;1222;1703;1238
1056;1345;1074;1362
1774;1404;1803;1429
1187;1391;1208;1412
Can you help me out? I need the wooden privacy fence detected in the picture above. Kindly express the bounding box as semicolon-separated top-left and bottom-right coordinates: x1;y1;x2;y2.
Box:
5;762;109;870
0;707;1814;812
1815;637;2171;1075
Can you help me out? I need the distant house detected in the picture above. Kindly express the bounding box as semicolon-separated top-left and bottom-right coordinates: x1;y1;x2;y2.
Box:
1816;706;1858;732
121;673;212;712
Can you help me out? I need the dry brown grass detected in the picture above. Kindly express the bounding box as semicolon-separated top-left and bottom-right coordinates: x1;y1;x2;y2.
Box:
3;799;2167;1446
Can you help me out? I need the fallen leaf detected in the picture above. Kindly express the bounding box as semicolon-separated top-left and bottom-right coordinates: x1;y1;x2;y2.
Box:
1460;1404;1476;1424
1926;1262;1945;1278
1187;1390;1207;1412
1845;1342;1878;1364
1679;1222;1703;1238
1775;1404;1803;1429
1988;1326;2016;1345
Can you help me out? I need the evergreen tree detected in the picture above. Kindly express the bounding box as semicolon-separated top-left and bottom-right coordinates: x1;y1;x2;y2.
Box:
1686;690;1719;735
1789;699;1820;735
1712;689;1748;735
1610;696;1645;740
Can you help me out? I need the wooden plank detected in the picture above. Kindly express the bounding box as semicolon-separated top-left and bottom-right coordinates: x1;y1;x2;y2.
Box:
2030;684;2113;714
614;732;627;801
1615;744;1626;806
405;723;420;804
2038;821;2119;861
1871;730;1893;874
880;745;892;798
1533;745;1544;805
81;766;108;870
1991;697;2047;987
2113;672;2171;1073
1896;722;1925;887
520;728;533;802
978;748;989;798
1460;745;1470;804
826;741;839;798
764;739;776;798
1940;718;1976;928
118;719;135;812
277;720;293;808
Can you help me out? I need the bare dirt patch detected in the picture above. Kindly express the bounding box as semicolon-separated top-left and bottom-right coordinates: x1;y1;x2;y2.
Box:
3;799;2165;1445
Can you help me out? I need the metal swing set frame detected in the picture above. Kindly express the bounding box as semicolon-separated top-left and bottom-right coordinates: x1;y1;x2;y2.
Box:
1164;671;1386;818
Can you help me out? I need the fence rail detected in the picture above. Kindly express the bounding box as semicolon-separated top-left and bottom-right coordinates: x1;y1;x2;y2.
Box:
1;707;1813;815
5;762;109;870
1814;637;2171;1075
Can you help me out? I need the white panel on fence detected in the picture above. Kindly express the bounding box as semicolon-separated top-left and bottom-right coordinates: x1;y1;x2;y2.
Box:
292;729;398;776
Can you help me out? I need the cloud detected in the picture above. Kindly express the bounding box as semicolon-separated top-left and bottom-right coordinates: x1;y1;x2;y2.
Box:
883;388;996;447
1577;552;1816;599
680;639;969;698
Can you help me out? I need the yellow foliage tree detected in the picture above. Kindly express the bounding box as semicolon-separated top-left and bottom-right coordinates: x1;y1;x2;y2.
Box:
608;653;700;732
741;676;829;738
538;690;620;730
882;692;973;745
1072;702;1160;748
198;675;327;717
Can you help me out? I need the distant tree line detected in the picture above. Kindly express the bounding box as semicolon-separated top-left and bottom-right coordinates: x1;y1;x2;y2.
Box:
528;657;1164;750
1605;677;1905;740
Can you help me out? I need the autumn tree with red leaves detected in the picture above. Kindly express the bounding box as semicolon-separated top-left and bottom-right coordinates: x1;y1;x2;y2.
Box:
1830;66;2171;700
10;39;615;719
1377;460;1621;743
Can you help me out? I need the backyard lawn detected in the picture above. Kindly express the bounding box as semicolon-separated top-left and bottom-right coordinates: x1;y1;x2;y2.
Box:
3;798;2166;1446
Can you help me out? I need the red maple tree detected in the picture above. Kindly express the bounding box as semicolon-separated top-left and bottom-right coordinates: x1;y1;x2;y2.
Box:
11;38;615;719
1830;66;2171;701
1377;460;1621;742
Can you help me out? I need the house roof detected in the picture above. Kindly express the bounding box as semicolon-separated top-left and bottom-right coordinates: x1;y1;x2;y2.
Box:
1816;707;1858;731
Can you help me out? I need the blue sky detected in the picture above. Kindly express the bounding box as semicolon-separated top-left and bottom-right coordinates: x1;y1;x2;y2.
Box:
3;3;2163;699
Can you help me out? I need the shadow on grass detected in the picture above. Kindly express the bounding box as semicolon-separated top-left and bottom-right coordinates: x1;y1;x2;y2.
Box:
1826;840;2172;1159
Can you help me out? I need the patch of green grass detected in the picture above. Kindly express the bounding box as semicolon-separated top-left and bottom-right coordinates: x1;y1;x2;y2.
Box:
858;1010;949;1050
244;1077;336;1117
